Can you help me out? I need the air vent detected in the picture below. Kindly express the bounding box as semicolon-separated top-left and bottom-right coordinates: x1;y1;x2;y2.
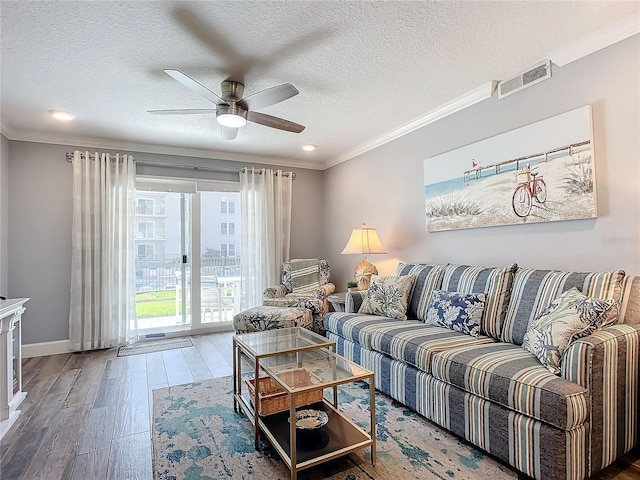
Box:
498;60;551;99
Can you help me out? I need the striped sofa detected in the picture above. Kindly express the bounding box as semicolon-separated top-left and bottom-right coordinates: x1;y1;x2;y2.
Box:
324;263;640;480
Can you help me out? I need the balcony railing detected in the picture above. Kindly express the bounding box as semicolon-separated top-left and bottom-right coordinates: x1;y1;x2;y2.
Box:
136;206;166;216
135;255;241;292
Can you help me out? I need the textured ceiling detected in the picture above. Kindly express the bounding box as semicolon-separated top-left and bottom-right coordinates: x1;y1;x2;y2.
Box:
1;1;638;169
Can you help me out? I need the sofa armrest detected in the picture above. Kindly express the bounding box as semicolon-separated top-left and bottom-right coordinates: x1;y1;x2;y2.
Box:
263;285;287;299
345;291;366;313
561;324;640;474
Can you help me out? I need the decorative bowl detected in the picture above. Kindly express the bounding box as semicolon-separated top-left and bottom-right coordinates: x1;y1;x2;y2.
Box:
290;409;329;430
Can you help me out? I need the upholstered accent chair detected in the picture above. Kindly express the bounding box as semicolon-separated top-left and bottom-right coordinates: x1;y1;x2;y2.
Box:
263;259;335;333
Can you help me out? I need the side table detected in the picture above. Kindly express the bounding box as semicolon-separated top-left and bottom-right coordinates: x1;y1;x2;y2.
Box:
327;292;346;312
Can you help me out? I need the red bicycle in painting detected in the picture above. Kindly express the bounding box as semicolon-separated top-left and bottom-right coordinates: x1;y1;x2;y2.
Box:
512;165;547;217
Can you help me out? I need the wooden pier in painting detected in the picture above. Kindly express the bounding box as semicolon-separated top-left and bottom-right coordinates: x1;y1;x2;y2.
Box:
463;140;591;182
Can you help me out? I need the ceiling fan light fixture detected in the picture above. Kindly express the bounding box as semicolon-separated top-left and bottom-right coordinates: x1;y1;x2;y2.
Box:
302;144;316;152
217;113;247;128
216;104;247;128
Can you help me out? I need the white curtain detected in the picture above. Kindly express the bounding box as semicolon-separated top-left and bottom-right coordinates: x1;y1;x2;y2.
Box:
240;168;292;309
69;150;137;351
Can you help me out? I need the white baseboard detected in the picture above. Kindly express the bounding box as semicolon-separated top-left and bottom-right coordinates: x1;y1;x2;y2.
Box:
22;339;71;358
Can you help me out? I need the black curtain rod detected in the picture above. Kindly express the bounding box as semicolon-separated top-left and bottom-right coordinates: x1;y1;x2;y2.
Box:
64;152;296;179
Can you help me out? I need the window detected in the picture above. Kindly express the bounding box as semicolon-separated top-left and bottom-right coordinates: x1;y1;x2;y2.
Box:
137;221;155;239
137;244;155;259
220;222;235;235
220;200;235;214
136;198;155;215
220;243;236;257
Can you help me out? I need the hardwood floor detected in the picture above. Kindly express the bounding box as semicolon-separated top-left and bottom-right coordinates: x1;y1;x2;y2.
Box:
0;331;638;480
1;332;235;480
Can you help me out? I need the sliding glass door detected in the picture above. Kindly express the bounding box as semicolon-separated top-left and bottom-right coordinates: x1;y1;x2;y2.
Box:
199;190;242;325
134;178;241;337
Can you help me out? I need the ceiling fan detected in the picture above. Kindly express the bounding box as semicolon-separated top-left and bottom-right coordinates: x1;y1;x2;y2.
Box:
148;69;305;140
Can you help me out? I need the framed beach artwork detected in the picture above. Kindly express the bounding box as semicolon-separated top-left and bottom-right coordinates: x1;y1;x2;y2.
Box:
423;105;597;232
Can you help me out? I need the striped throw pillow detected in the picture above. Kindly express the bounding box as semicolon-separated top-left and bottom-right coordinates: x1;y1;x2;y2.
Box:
396;263;446;321
501;268;625;345
440;263;517;339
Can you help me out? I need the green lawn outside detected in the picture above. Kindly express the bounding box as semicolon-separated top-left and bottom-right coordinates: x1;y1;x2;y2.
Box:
135;289;235;319
136;290;179;318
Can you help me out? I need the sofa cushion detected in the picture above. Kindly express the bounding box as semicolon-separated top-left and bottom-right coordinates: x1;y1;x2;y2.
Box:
324;312;408;349
264;296;323;314
396;263;446;320
426;290;486;337
618;275;640;325
522;287;613;374
430;342;589;430
441;263;517;340
233;306;313;333
501;268;625;345
369;322;495;372
358;274;415;320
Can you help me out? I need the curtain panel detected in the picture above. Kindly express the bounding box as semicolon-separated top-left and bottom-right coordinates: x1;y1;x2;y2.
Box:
69;151;137;351
240;168;292;309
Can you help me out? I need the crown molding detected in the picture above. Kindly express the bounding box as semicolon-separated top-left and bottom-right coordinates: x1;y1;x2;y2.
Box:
0;119;16;140
2;128;324;170
548;13;639;67
323;81;497;169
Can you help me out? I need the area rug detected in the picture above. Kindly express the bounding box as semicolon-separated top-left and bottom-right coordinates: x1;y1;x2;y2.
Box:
117;337;193;356
152;376;518;480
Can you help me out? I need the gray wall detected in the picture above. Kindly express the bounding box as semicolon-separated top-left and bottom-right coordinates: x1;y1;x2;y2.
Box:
323;36;640;291
7;142;323;344
8;142;74;344
0;134;8;294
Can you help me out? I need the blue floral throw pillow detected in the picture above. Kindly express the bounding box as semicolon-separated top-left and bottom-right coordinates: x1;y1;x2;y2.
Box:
522;287;613;375
426;290;486;337
358;275;416;320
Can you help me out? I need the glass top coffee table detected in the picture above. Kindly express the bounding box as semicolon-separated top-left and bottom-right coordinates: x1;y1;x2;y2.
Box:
233;327;376;480
233;327;336;439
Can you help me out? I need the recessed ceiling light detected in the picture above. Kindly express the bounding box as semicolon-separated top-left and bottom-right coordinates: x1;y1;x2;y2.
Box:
302;144;316;152
49;110;75;121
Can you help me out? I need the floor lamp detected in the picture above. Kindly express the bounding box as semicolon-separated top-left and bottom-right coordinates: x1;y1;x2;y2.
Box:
341;223;387;290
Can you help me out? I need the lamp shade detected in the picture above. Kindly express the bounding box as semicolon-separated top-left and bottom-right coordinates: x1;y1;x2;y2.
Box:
341;224;387;255
341;224;386;291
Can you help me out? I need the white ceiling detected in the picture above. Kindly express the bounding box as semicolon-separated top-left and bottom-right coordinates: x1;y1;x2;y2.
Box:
1;1;638;169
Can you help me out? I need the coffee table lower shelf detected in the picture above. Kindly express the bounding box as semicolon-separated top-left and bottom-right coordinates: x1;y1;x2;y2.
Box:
237;392;374;475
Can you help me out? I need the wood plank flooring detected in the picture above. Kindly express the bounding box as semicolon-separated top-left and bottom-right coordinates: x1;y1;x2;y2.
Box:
0;331;638;480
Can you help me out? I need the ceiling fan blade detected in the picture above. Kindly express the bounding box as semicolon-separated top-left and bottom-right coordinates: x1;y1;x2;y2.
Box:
148;109;217;115
247;111;305;133
221;126;238;140
239;84;299;111
164;69;227;106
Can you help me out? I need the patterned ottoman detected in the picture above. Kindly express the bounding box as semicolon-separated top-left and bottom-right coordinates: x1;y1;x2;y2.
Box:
233;306;313;333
